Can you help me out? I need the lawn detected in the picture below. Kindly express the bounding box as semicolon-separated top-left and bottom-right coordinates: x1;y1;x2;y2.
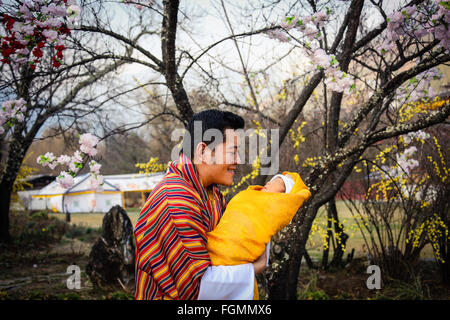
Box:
306;200;436;262
49;207;141;229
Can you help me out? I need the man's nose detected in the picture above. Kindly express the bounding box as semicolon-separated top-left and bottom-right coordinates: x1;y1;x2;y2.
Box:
235;151;241;164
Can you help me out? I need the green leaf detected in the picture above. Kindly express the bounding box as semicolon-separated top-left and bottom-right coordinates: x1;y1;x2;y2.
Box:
350;83;356;92
326;7;332;15
330;56;338;66
440;2;450;10
286;16;294;23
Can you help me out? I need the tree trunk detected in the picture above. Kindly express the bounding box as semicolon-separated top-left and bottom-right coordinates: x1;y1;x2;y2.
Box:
161;0;194;126
0;181;12;242
329;197;349;268
268;202;320;299
0;133;33;243
321;204;333;269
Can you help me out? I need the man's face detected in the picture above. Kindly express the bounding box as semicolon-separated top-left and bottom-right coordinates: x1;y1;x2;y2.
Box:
203;128;241;186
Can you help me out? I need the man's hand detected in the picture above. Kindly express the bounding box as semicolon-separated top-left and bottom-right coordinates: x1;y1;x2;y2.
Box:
252;250;267;275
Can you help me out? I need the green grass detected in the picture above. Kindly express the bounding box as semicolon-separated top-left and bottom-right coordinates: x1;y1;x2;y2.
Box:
306;200;436;261
49;208;141;229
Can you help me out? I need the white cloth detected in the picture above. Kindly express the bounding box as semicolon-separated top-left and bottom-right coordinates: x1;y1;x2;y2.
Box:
198;263;255;300
198;242;271;300
270;174;295;193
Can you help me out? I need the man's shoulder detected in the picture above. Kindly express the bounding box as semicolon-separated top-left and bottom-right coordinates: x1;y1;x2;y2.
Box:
151;172;200;199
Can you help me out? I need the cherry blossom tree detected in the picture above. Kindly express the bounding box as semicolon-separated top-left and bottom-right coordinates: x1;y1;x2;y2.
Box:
251;0;450;299
0;0;136;241
0;0;275;242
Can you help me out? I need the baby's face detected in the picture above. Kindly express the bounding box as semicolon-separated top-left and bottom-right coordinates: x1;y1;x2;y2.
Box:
261;177;286;193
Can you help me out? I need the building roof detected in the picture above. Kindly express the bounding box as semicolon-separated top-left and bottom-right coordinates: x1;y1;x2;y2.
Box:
104;172;165;192
35;172;165;196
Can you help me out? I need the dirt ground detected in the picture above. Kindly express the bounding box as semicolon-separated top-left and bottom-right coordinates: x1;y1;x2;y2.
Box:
295;257;450;300
2;239;449;300
0;230;134;300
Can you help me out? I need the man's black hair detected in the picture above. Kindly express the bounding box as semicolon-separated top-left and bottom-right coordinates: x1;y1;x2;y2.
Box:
180;109;245;159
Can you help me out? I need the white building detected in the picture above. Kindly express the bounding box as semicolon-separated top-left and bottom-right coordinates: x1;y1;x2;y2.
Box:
18;172;165;213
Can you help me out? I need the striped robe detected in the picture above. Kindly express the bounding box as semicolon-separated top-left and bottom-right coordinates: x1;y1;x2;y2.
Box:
134;153;226;300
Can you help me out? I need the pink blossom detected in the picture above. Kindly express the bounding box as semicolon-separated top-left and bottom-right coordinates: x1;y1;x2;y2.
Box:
266;29;290;42
89;161;101;175
90;174;104;190
79;133;99;156
15;113;24;121
67;4;81;17
19;4;32;18
19;24;35;36
44;152;56;161
311;48;331;68
304;27;319;41
80;145;98;157
48;161;59;170
281;17;298;31
302;15;312;25
403;146;417;157
402;6;416;17
69;161;80;173
57;172;74;189
379;41;395;53
43;29;58;42
313;11;328;27
57;154;71;165
1;99;26;125
79;133;99;148
37;152;56;167
72;150;83;163
16;48;30;56
391;11;405;24
42;4;67;17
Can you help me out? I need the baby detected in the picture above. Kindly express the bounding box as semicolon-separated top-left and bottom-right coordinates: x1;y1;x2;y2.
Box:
261;173;295;193
206;171;311;299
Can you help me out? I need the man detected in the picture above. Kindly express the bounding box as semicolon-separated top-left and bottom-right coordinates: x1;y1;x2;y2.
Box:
134;109;267;300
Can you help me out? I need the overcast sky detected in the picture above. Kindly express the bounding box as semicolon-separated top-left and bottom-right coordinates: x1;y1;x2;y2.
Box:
38;0;409;140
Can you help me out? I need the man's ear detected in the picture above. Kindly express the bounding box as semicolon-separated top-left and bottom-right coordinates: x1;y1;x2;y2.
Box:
194;142;208;164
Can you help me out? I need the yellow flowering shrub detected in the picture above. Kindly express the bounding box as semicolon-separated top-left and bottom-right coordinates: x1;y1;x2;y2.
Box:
135;157;167;175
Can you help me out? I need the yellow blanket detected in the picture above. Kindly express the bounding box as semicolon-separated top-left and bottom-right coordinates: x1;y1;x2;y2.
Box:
206;171;311;299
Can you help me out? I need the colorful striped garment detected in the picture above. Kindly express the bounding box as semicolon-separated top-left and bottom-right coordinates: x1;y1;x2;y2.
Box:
134;153;226;300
